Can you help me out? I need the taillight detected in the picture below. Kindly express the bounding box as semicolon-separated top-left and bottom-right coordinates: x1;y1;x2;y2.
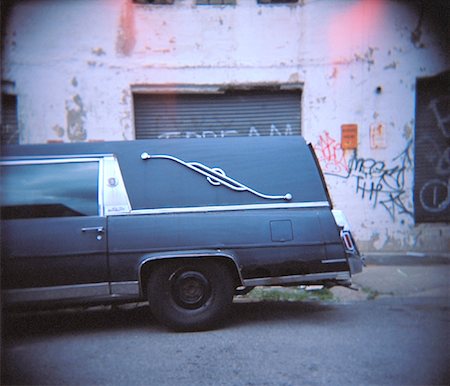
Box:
342;230;355;252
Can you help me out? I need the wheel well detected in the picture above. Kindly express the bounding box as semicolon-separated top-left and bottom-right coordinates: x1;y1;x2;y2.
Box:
140;257;242;297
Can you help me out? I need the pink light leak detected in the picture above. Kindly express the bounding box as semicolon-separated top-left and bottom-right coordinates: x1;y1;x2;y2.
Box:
328;0;385;63
116;0;136;56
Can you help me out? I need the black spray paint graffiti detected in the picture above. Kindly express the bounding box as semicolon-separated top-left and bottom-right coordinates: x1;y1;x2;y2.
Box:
415;135;449;214
325;140;414;222
417;96;450;216
420;178;449;213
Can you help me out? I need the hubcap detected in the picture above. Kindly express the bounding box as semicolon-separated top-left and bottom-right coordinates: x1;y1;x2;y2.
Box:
170;270;211;309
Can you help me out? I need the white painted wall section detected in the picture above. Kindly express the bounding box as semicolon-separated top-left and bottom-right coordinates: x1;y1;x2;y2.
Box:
2;0;449;253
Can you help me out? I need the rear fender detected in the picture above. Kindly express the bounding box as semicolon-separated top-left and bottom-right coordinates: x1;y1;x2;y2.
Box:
138;249;243;295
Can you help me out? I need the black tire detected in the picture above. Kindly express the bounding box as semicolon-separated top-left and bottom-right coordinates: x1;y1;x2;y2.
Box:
147;260;234;332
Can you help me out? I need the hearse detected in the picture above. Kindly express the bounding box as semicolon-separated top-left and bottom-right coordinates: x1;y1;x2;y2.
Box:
1;136;363;331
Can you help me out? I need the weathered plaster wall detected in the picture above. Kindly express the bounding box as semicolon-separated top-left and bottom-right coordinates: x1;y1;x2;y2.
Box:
2;0;449;253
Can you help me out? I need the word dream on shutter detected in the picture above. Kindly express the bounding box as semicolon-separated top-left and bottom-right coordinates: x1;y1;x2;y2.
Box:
134;90;301;140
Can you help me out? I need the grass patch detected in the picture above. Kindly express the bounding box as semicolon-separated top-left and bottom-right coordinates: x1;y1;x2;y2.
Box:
360;286;394;300
239;286;334;302
361;287;380;300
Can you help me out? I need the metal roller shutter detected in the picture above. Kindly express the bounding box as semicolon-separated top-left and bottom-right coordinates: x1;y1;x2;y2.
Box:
414;71;450;223
133;90;301;140
1;94;19;145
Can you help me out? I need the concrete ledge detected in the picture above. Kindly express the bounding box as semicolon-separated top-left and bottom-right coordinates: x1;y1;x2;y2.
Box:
362;252;450;266
332;263;450;301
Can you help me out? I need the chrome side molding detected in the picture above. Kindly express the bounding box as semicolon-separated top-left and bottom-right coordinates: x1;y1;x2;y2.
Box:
242;271;350;287
131;201;329;216
3;283;111;304
141;152;292;201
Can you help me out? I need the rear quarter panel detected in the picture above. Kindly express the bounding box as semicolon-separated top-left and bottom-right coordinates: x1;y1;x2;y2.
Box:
107;207;345;282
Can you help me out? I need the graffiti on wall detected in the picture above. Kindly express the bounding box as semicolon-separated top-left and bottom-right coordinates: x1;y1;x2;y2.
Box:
314;131;349;175
416;96;450;216
414;72;450;223
420;177;449;214
314;132;413;222
349;141;413;221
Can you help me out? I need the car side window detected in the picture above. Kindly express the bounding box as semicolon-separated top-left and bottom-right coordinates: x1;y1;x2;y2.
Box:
0;161;99;219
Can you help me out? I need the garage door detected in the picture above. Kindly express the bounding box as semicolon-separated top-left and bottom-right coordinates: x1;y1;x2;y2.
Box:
414;71;450;223
133;90;301;140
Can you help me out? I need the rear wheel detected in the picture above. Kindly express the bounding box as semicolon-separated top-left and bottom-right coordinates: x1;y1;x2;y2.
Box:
147;260;234;331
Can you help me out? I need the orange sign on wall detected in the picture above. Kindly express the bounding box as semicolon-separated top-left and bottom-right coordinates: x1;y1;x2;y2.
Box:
341;124;358;149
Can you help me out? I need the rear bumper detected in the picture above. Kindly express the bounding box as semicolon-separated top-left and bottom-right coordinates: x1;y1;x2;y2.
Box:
348;252;364;275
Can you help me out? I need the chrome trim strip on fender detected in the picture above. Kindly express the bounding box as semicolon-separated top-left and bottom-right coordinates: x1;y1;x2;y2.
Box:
3;283;111;304
140;152;292;201
242;271;350;287
130;201;330;216
321;259;347;264
110;281;140;296
138;250;245;286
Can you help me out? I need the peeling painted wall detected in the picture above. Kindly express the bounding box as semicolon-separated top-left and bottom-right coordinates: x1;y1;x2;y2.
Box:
1;0;449;254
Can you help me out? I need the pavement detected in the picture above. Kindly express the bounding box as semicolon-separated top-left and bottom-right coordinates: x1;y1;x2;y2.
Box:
330;252;450;302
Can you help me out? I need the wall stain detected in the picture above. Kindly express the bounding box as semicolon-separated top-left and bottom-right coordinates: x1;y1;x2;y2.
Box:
52;124;65;138
383;61;397;70
91;47;106;56
119;89;132;139
354;47;378;71
411;5;425;48
403;122;413;140
116;0;136;56
120;89;129;105
329;67;338;79
66;95;87;142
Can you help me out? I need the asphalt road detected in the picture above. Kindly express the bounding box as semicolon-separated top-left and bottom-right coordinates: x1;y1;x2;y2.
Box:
2;292;449;386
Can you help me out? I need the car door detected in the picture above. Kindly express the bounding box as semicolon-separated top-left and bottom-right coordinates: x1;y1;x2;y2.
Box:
0;158;109;304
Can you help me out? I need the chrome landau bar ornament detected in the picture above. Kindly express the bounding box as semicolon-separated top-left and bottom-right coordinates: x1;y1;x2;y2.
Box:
140;152;292;201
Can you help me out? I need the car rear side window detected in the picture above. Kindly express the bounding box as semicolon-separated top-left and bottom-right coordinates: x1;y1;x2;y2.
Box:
0;161;99;219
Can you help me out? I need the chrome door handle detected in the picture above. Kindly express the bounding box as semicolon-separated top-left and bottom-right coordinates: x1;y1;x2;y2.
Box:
81;226;105;233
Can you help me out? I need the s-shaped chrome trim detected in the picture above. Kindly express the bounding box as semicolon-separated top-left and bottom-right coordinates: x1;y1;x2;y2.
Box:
141;152;292;201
